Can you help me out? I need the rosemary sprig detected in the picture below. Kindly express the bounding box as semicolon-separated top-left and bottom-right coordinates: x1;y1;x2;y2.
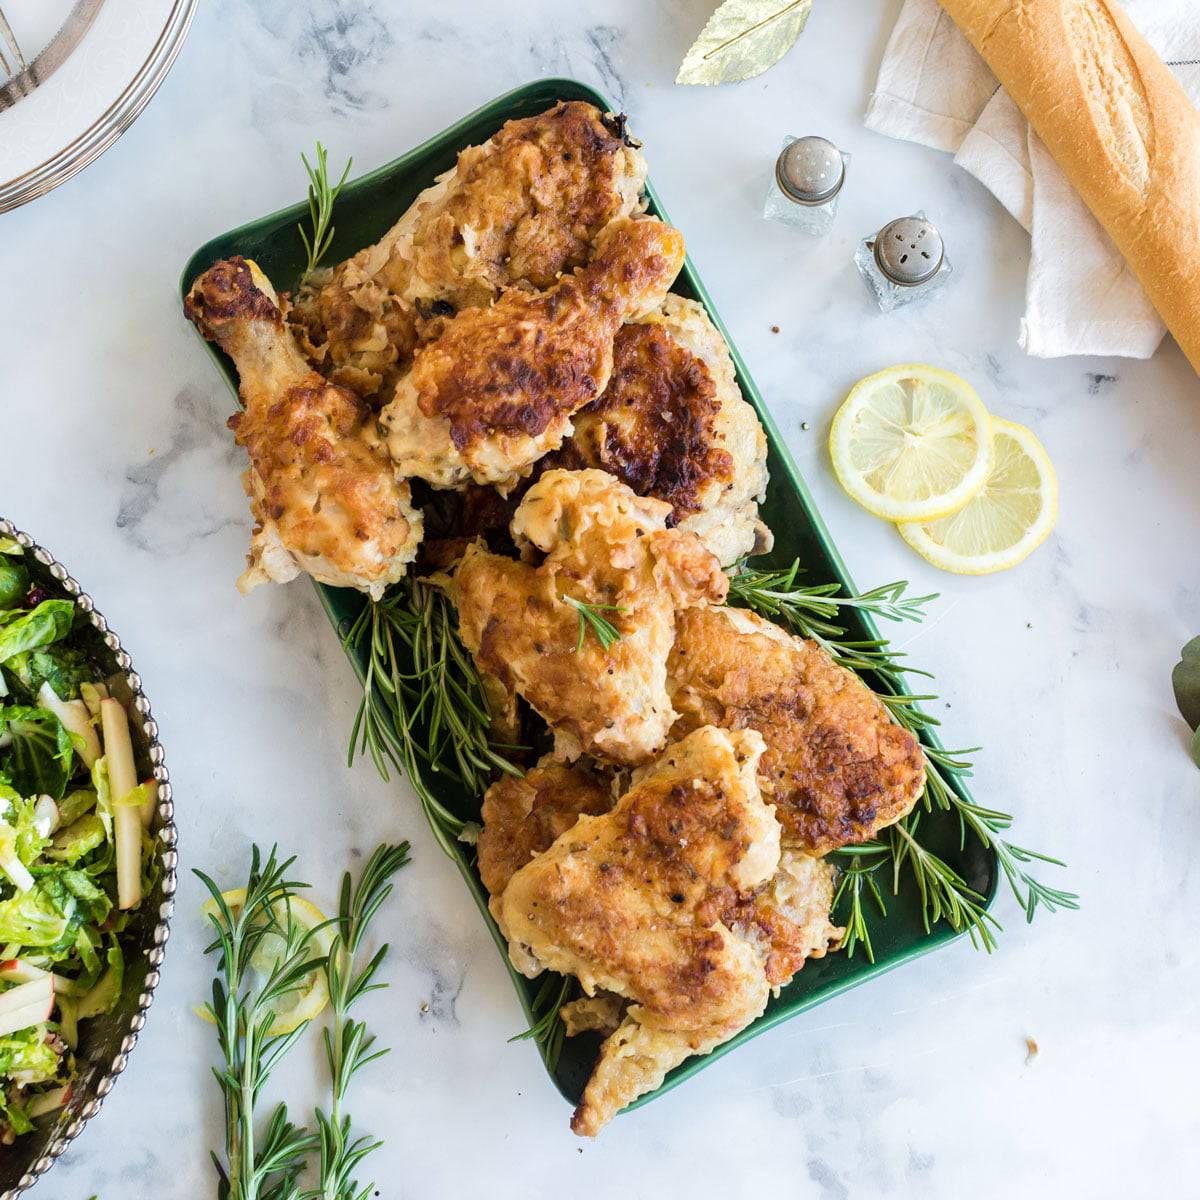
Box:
562;595;626;652
195;846;330;1200
828;846;889;962
298;142;352;283
729;560;1077;948
509;971;573;1073
307;843;411;1200
345;579;523;855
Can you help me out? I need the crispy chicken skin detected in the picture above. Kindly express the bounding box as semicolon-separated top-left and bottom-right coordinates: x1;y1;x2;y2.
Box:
553;296;771;565
451;469;727;765
477;757;615;899
380;216;686;492
668;606;925;853
290;101;648;400
184;257;422;596
494;726;840;1135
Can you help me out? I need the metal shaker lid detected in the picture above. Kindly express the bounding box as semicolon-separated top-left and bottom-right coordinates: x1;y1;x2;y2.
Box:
873;215;944;286
775;136;845;206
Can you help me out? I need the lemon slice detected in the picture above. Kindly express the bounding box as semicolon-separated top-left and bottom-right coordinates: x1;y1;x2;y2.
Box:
830;365;995;522
201;888;333;1036
898;418;1057;575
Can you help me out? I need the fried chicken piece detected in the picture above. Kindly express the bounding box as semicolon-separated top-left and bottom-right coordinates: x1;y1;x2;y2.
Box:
477;757;616;899
184;257;422;596
668;606;925;853
495;726;837;1135
380;217;686;492
552;296;771;565
290;101;648;400
451;470;727;765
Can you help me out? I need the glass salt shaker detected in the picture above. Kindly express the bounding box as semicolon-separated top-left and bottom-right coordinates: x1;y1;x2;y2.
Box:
763;135;849;236
855;212;953;311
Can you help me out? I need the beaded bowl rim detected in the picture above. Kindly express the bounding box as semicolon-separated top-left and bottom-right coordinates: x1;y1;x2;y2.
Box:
0;518;177;1198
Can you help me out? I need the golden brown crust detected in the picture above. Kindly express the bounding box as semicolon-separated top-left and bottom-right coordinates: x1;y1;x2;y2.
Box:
553;322;732;521
185;257;422;595
496;727;776;1031
290;101;649;399
668;606;925;854
184;256;284;328
402;100;648;304
940;0;1200;374
381;217;686;490
451;470;727;766
478;759;614;899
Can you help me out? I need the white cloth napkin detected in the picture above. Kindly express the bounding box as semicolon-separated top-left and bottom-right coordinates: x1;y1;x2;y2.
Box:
866;0;1200;360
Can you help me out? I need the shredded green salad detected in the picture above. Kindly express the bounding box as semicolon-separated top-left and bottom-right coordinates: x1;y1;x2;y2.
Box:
0;537;157;1141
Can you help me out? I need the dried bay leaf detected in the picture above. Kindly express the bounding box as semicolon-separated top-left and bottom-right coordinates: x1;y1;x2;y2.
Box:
676;0;814;86
1172;635;1200;732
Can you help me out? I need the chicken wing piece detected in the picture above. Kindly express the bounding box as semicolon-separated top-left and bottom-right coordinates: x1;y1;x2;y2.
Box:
477;757;616;900
668;605;925;853
494;725;837;1135
552;296;771;565
380;217;686;492
290;101;648;399
184;257;422;596
451;469;727;765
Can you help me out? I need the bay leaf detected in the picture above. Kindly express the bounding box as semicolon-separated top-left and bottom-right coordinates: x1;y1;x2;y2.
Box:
1193;726;1200;769
676;0;814;87
1173;636;1200;731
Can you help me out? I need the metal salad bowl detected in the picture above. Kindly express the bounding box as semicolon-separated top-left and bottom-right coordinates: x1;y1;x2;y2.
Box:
0;519;177;1198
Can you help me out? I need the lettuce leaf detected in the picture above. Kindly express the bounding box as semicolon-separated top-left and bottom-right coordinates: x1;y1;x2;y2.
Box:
0;1027;59;1085
3;646;93;704
0;557;28;611
46;815;106;864
0;706;74;799
0;886;70;947
0;602;74;665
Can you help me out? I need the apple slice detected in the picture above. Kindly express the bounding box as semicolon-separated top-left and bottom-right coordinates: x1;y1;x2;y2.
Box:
0;976;53;1036
0;959;74;994
27;1083;72;1119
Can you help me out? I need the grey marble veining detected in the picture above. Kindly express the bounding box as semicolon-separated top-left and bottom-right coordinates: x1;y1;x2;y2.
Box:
2;0;1199;1196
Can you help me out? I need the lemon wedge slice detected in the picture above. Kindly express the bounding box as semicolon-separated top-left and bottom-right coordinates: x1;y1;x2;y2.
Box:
830;365;994;522
898;418;1057;575
201;887;333;1036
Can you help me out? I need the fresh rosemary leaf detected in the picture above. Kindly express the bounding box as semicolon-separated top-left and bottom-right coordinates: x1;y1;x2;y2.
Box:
345;579;522;856
829;849;888;962
307;843;410;1200
729;559;1077;947
297;142;352;284
562;596;626;653
196;846;328;1200
510;972;573;1073
676;0;814;86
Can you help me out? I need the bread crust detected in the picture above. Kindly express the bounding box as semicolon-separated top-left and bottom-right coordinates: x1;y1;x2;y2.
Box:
940;0;1200;373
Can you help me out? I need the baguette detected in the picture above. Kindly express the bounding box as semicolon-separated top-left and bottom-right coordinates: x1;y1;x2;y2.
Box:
938;0;1200;374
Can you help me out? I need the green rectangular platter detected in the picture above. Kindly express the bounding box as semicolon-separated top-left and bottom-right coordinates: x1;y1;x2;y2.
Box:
182;77;998;1118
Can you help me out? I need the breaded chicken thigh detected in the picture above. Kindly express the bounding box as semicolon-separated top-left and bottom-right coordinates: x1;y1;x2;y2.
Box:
477;757;616;900
451;469;727;765
493;726;840;1136
291;101;648;399
380;217;685;492
184;257;422;596
553;296;771;565
668;605;926;853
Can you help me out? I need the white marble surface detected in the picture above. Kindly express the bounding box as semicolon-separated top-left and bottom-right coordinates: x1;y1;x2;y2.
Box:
3;1;1200;1196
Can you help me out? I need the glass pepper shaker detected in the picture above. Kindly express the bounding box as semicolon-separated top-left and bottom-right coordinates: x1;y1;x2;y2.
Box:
855;212;953;311
763;135;849;236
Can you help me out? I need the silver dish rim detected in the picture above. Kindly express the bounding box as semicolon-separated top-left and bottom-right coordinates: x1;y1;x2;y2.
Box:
0;518;178;1199
0;0;197;215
